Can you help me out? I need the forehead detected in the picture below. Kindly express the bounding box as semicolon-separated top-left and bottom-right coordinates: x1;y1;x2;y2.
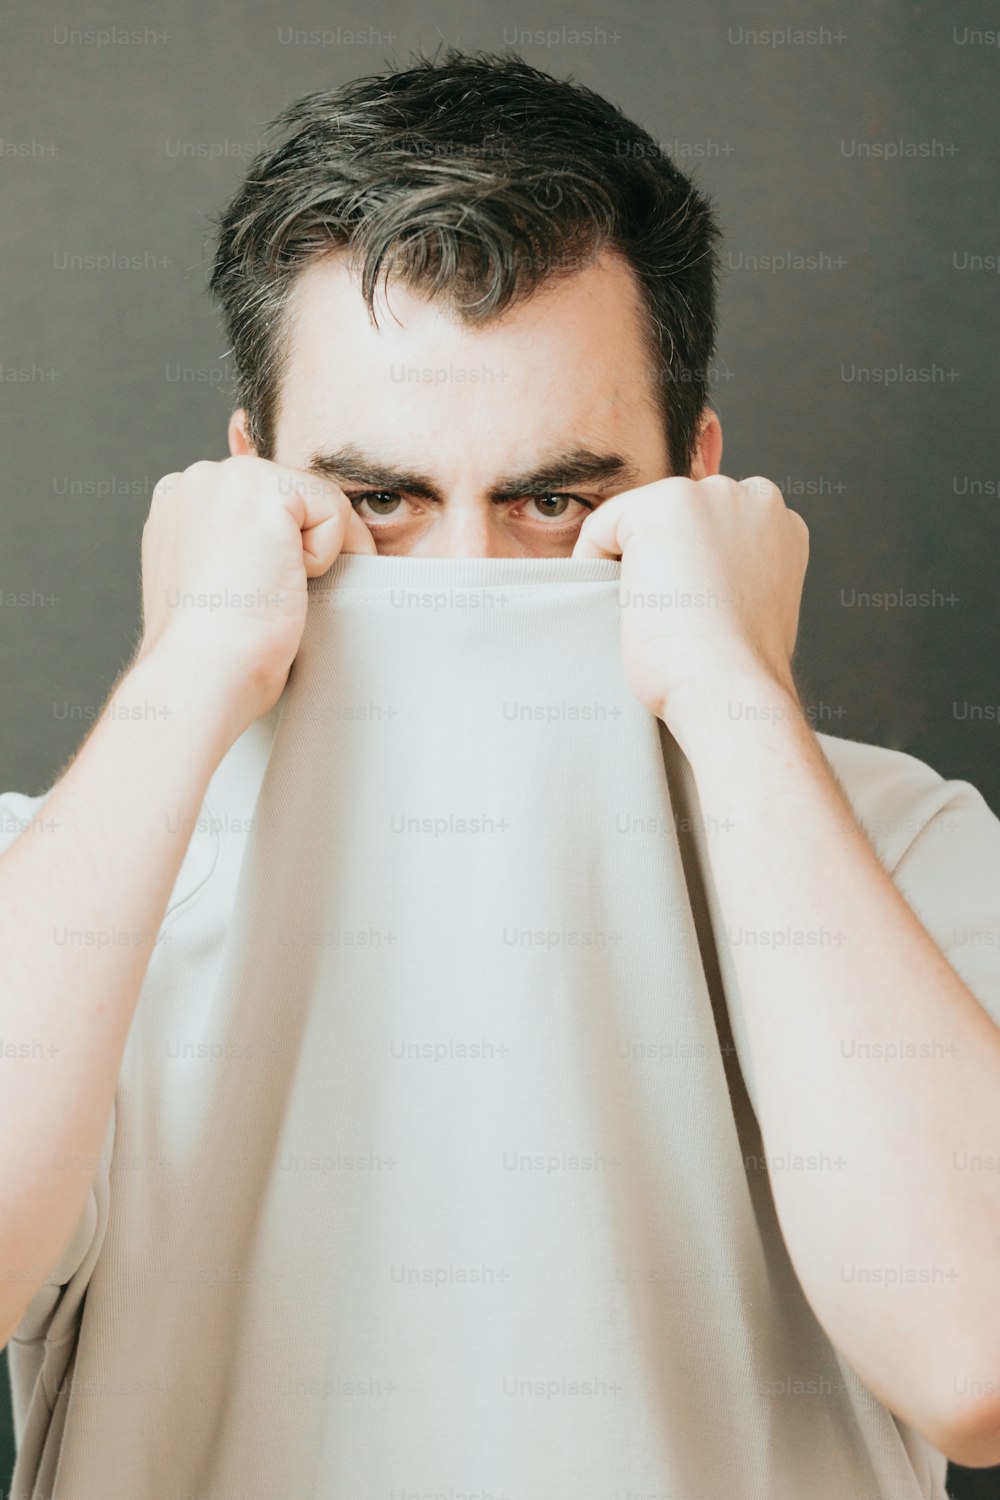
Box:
276;247;661;468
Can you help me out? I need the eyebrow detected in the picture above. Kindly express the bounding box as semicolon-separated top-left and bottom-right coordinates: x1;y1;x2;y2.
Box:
305;444;643;502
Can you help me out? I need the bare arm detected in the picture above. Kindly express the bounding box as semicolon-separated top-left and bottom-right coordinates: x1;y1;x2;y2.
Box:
674;673;1000;1469
0;652;234;1345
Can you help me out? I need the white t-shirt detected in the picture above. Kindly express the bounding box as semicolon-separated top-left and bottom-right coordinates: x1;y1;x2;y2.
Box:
3;555;999;1499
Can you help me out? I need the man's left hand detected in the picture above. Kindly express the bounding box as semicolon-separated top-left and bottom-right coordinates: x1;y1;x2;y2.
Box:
572;474;810;742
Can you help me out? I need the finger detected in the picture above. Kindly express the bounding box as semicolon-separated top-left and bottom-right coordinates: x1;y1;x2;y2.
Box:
740;475;781;503
300;514;343;577
340;506;379;556
789;509;810;542
277;465;349;532
301;497;377;576
571;494;627;560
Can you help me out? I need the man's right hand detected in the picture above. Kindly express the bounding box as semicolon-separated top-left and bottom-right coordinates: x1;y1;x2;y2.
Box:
131;455;376;749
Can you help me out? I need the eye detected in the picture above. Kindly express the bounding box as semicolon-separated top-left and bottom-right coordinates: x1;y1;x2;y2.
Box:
522;493;594;525
349;491;407;522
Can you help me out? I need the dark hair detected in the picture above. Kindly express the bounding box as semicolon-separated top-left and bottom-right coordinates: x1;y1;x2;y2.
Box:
209;45;722;474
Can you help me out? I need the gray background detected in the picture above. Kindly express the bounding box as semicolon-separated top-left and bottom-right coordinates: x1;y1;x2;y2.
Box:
1;1;998;1495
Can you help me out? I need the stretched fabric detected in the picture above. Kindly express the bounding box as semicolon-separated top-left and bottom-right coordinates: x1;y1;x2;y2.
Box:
8;555;949;1499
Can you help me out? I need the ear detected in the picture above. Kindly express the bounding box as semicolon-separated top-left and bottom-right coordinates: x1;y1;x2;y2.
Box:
687;407;723;479
227;408;255;457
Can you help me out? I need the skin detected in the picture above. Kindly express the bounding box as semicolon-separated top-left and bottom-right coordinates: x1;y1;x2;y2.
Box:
228;249;1000;1463
230;247;706;556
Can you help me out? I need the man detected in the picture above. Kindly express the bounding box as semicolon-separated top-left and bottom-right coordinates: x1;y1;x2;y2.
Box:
2;45;999;1497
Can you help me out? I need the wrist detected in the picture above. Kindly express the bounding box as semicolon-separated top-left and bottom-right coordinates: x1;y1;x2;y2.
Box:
121;647;248;765
663;662;808;768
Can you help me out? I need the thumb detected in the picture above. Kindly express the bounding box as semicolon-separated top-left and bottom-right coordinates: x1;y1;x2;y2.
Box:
341;507;379;556
571;495;625;560
300;496;377;576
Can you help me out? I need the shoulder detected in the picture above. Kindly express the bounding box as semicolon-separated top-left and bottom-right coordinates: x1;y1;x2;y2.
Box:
0;699;281;917
816;731;1000;1026
814;731;999;874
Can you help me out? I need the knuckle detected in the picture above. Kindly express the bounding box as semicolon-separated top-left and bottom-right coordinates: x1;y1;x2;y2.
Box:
696;474;743;509
741;474;778;502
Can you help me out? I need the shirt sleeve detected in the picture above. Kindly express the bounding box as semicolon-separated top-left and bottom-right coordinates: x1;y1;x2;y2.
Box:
886;775;1000;1031
0;788;114;1355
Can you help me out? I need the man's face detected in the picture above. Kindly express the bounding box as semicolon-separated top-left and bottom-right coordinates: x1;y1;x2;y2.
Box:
234;248;716;557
